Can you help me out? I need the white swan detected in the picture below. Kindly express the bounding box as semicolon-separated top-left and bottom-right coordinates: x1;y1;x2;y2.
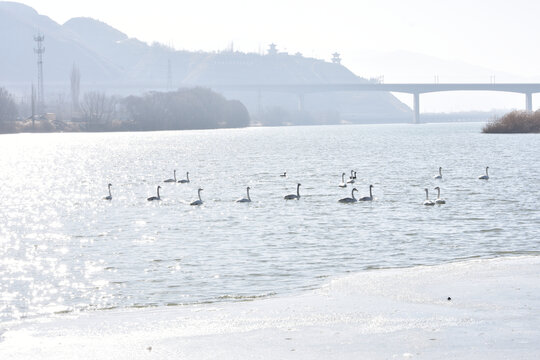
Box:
347;170;355;183
423;188;435;206
147;185;161;201
434;186;446;204
358;185;374;201
478;166;489;180
164;170;177;183
103;183;112;200
339;188;358;203
178;172;190;183
190;188;203;205
284;183;301;200
236;186;252;203
339;172;347;188
433;167;442;179
280;172;287;177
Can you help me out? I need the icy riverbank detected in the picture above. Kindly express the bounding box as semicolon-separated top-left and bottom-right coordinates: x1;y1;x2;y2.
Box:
1;256;539;359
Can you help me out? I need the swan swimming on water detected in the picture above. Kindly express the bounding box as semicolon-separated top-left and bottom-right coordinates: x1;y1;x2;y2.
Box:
190;188;204;205
347;170;355;184
103;183;112;200
434;186;446;204
358;185;374;201
280;172;287;177
164;170;177;183
423;188;435;206
236;186;252;203
178;172;190;183
433;167;443;179
339;188;358;203
147;186;161;201
478;166;489;180
284;183;301;200
339;173;347;188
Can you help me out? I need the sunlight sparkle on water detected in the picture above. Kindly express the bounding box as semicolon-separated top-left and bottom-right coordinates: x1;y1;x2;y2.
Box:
0;124;539;323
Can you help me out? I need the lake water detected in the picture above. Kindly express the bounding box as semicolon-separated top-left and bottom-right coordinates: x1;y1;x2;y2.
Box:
1;122;539;323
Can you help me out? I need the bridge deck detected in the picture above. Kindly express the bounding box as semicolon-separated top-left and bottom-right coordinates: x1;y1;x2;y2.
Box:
207;83;540;94
200;82;539;123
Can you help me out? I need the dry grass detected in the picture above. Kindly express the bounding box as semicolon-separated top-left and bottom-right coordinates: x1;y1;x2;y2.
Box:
1;119;87;133
483;110;540;133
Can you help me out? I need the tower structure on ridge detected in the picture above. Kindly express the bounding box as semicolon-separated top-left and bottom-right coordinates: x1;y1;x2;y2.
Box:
34;33;45;114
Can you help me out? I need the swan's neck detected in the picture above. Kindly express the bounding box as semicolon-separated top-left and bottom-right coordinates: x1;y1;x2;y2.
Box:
157;187;160;198
425;189;429;200
198;190;202;201
486;168;489;176
247;188;251;200
187;173;190;181
439;168;442;176
108;187;112;196
369;186;372;198
352;189;357;199
296;184;300;197
342;174;345;182
437;188;441;198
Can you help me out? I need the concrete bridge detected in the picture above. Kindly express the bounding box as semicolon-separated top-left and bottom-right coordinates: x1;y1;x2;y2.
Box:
208;83;540;123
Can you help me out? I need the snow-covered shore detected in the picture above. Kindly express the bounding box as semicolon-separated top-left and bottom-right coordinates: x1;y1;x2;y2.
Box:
1;256;539;359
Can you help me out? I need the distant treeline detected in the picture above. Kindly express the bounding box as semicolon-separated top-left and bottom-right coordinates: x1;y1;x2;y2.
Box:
0;87;250;133
122;88;249;131
0;87;18;131
483;110;540;133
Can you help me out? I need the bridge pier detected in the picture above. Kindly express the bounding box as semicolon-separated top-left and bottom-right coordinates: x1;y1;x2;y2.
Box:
413;92;420;124
525;92;532;112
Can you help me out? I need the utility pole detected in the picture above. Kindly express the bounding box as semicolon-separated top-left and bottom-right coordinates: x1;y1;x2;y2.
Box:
31;84;36;129
167;59;172;90
34;33;45;115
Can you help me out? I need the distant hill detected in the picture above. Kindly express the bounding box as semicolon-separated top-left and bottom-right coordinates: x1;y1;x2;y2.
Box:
0;2;121;86
0;1;411;124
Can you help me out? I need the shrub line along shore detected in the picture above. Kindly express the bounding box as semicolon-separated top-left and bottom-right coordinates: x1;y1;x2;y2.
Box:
483;110;540;133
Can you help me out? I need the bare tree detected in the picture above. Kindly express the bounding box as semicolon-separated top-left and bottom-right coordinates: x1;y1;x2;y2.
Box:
80;91;116;126
70;63;80;113
54;93;70;121
0;87;18;128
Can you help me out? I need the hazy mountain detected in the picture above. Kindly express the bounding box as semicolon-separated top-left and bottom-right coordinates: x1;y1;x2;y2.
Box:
350;49;539;84
0;1;411;122
0;2;122;86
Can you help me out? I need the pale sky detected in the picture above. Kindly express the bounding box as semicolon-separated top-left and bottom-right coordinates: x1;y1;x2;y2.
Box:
13;0;540;74
11;0;540;110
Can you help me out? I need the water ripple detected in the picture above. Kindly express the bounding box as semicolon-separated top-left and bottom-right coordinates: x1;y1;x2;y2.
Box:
1;123;539;323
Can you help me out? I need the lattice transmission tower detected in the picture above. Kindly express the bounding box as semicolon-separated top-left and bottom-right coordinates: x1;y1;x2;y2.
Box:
34;33;45;114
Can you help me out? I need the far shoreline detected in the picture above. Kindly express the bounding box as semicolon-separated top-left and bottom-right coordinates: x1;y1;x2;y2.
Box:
0;118;491;136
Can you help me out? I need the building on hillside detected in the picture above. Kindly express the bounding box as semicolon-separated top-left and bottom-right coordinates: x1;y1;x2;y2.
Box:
331;52;341;64
268;43;278;56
